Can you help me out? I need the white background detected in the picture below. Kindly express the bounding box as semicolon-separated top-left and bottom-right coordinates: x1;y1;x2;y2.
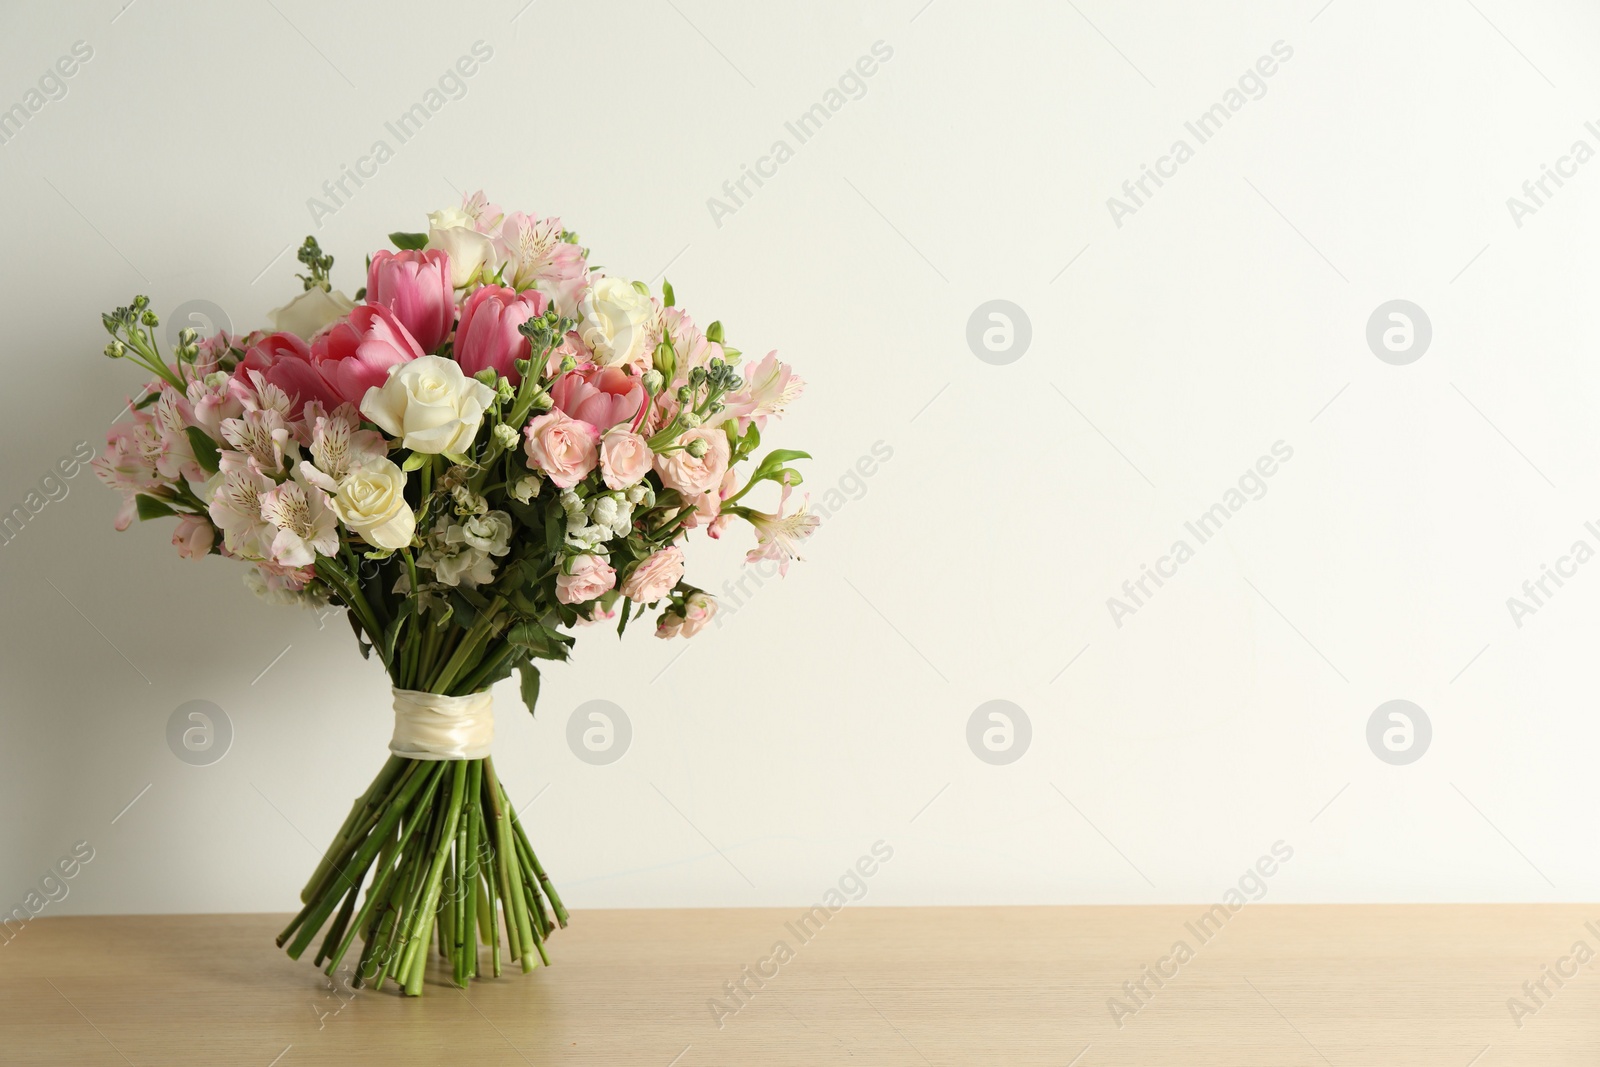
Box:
3;0;1599;917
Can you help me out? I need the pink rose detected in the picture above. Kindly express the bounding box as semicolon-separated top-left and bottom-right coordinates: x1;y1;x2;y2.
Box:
365;249;455;354
311;304;425;407
556;553;616;605
550;365;645;431
685;469;736;532
455;285;548;384
172;515;215;559
600;430;653;490
523;409;599;488
654;426;730;497
620;545;684;604
680;592;717;636
233;332;343;418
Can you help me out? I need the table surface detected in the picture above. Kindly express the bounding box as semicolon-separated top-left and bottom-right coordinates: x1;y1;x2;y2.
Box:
4;905;1596;1065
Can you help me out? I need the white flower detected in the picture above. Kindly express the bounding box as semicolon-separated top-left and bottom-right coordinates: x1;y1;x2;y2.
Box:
268;287;355;341
332;458;415;550
577;277;653;368
207;456;276;559
426;225;498;288
259;471;339;567
453;510;513;556
510;474;542;503
360;355;496;455
417;511;510;588
299;406;388;493
220;409;295;476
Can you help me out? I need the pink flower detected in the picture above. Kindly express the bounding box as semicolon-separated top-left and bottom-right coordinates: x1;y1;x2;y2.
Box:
743;480;819;577
233;332;343;419
620;545;684;604
495;212;590;316
172;515;214;559
550;365;645;431
680;592;717;636
721;351;805;433
92;419;163;531
657;307;721;388
455;285;548;383
365;249;456;354
599;430;653;490
556;553;616;605
685;469;737;533
523;409;599;488
310;304;425;407
654;426;730;497
185;373;245;437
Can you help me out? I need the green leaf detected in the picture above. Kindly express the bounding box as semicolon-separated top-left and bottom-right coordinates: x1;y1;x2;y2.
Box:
516;661;541;716
132;391;162;411
705;320;723;344
134;494;177;521
446;588;481;631
615;597;633;637
184;427;220;474
401;452;429;472
348;611;372;660
382;600;415;666
389;231;429;250
662;279;675;307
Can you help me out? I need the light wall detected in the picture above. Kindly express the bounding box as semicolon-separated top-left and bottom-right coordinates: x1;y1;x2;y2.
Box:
2;0;1598;916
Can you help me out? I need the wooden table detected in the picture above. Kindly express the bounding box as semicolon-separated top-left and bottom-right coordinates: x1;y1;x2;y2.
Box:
3;906;1596;1064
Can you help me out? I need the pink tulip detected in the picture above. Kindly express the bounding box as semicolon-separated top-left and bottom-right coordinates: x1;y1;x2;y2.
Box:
233;332;343;418
454;285;547;383
366;249;455;354
311;304;425;407
549;365;645;431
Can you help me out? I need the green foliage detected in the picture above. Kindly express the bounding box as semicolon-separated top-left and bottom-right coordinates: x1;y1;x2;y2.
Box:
185;427;220;474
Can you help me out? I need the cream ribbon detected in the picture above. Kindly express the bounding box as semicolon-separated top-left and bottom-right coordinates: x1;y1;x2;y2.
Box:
389;687;494;760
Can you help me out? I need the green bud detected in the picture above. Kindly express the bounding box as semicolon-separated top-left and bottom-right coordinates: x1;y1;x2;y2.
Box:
533;392;554;411
472;368;499;387
513;357;531;376
676;385;693;404
685;437;709;458
496;378;515;402
141;310;159;327
681;412;703;429
132;295;150;310
103;341;125;359
641;369;664;394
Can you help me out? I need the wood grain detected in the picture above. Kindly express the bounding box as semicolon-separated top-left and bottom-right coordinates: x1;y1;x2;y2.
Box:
3;905;1596;1064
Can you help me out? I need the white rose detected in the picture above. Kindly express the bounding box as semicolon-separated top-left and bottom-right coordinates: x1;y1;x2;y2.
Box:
360;355;496;455
428;206;474;230
577;277;652;368
268;287;356;340
333;458;416;550
426;226;497;288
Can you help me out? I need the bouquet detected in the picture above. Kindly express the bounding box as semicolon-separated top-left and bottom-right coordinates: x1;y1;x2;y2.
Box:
91;191;812;994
